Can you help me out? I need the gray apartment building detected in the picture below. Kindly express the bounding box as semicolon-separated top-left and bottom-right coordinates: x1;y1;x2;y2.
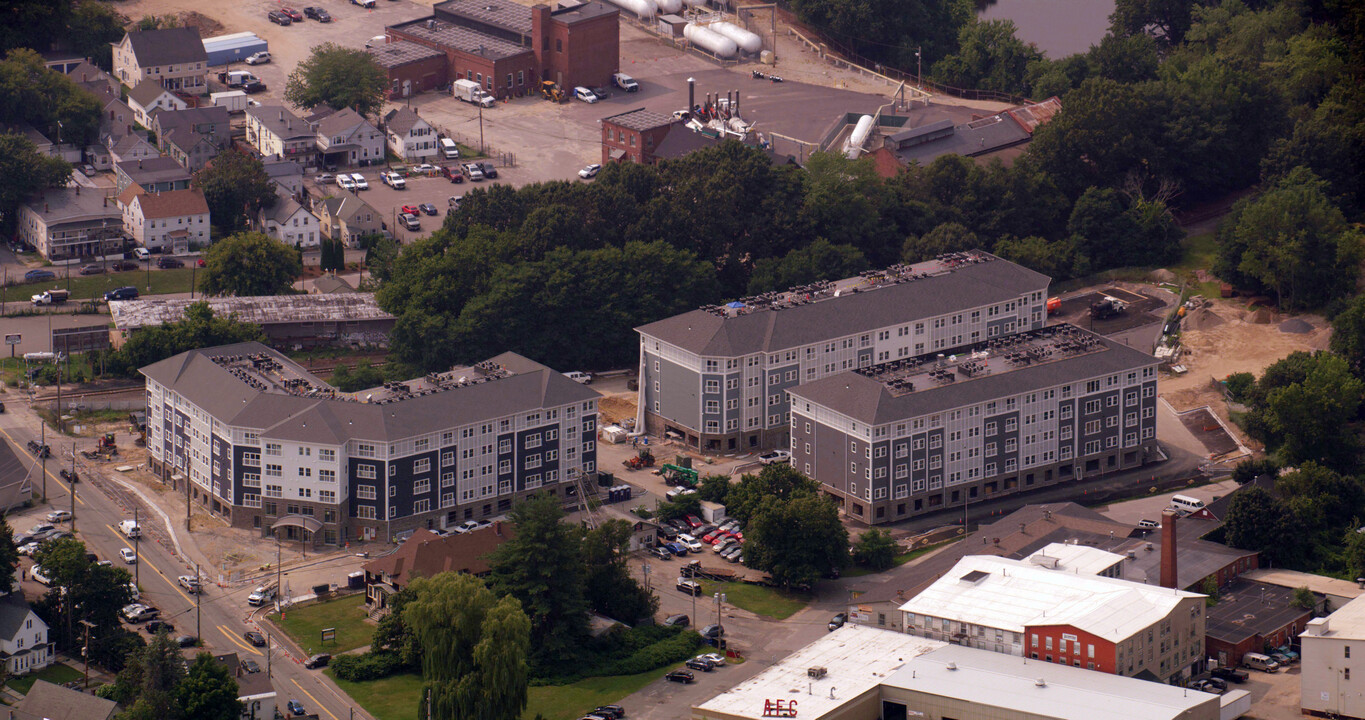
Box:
634;252;1051;452
142;342;599;545
788;324;1159;524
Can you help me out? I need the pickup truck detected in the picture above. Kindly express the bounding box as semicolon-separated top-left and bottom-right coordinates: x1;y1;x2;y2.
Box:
380;171;406;189
31;289;69;306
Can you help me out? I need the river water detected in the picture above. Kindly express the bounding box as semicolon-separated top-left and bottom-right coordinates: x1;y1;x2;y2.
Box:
977;0;1116;58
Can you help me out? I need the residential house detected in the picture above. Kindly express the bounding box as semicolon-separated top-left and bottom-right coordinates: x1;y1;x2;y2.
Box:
311;276;356;294
17;187;122;260
127;80;188;127
118;187;211;253
245;105;317;167
0;439;33;516
263;158;305;194
318;192;384;245
108;134;159;165
114;156;192;195
112;27;208;93
212;653;277;720
0;592;52;676
151;106;230;171
259;189;320;248
11;679;116;720
18;125;55;157
382;107;438;162
363;524;515;613
64;60;120;97
314;108;384;168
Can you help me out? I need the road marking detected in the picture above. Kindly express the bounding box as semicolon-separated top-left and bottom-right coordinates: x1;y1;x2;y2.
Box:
292;678;338;720
105;524;192;604
217;625;264;656
0;426;84;505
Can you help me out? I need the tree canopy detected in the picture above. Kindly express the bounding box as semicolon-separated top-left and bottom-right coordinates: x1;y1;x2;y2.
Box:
0;132;72;235
192;150;276;233
285;43;388;117
199;232;303;297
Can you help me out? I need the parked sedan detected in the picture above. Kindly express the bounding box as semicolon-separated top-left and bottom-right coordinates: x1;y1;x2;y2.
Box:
664;670;695;684
304;6;331;20
649;547;672;560
287;700;306;716
46;510;72;523
280;7;303;20
685;657;715;672
304;653;331;669
175;635;198;647
267;10;292;24
157;256;184;268
828;612;848;631
244;631;267;647
240;658;262;673
418;203;438;216
119;547;137;563
79;263;105;275
399;213;421;231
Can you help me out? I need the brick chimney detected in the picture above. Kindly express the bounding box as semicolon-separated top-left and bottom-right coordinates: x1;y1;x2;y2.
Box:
493;520;503;536
531;5;551;72
1160;508;1179;589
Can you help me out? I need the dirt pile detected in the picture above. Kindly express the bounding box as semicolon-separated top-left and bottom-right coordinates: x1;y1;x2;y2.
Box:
1279;318;1314;334
598;395;637;426
1182;307;1226;331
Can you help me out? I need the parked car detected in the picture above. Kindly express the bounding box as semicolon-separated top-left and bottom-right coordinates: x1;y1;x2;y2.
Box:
665;542;688;557
650;547;672;560
80;164;97;176
592;706;625;719
287;700;306;716
144;619;174;634
280;7;303;20
245;51;272;65
119;547;137;563
828;612;848;631
175;635;198;647
304;653;331;669
759;449;791;465
157;256;184;269
121;604;160;623
685;657;715;672
419;203;438;216
46;510;71;523
17;542;39;556
349;172;368;190
664;670;695;684
676;579;703;596
1191;678;1225;694
336;174;356;191
685;515;704;528
477;161;498;179
105;286;139;301
677;535;703;553
573;86;599;103
28;523;54;536
177;575;202;593
462;163;484;181
399;213;421;231
1210;666;1249;683
662;614;689;628
241;658;262;673
579;163;601;179
30;565;53;585
110;260;140;271
700;624;724;639
722;547;742;562
79;263;105;275
304;6;331;20
244;631;267;647
24;269;56;282
1274;645;1300;662
697;652;725;666
267;10;292;24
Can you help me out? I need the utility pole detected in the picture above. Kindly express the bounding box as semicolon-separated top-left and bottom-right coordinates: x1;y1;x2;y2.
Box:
133;507;140;587
185;462;191;531
691;584;697;622
195;562;202;642
79;619;95;688
276;533;282;599
478;102;485;155
70;444;76;533
916;46;922;89
266;628;272;678
40;423;47;502
714;592;726;626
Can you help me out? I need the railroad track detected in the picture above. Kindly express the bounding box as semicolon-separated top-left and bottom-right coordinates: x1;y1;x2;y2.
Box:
30;385;143;402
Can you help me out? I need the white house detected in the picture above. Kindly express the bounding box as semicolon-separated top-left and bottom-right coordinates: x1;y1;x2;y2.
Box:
112;27;208;93
259;189;320;248
382;107;438;162
118;186;211;254
314;108;384;168
246;106;317;166
0;592;52;676
127;80;188;127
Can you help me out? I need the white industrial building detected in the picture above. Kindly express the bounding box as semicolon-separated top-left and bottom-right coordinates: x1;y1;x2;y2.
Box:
1302;594;1365;719
692;624;1238;720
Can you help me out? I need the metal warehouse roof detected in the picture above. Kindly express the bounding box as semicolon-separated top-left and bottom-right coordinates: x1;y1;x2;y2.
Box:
109;294;393;331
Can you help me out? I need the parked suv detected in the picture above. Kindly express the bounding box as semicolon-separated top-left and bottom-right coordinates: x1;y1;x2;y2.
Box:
104;286;139;301
267;10;292;24
157;256;184;269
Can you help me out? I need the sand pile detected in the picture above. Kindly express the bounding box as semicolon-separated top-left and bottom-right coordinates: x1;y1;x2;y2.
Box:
1279;318;1314;334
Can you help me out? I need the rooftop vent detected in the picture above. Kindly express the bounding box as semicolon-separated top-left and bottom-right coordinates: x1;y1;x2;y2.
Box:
960;570;990;584
1035;678;1047;687
946;662;957;671
807;666;826;679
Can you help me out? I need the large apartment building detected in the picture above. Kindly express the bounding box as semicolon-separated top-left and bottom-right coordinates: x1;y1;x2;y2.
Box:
789;323;1159;524
142;342;599;545
901;555;1206;684
634;252;1051;453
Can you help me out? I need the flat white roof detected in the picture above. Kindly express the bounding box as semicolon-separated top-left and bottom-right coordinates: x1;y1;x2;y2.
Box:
1025;542;1125;575
899;555;1202;643
886;644;1220;720
1310;594;1365;639
1245;568;1364;600
693;625;944;720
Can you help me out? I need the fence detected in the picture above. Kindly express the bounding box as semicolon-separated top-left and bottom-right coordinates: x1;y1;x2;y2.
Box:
427;120;517;167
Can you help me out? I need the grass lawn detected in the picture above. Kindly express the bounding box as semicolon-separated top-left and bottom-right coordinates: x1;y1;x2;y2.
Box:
1171;231;1221;296
327;671;423;720
278;594;371;655
6;662;82;694
2;267;199;304
843;538;963;578
328;667;670;720
699;580;809;620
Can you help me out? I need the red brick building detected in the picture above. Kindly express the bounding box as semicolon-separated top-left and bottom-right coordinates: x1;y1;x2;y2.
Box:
368;41;449;99
384;0;619;100
601;108;675;164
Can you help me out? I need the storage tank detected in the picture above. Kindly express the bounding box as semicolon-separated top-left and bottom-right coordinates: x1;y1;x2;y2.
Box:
681;0;705;7
655;0;683;14
710;21;762;54
844;114;875;158
605;0;655;19
684;23;738;58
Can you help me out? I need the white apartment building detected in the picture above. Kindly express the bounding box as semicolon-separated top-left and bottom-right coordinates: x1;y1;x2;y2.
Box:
118;187;210;253
112;27;208;93
1302;594;1365;719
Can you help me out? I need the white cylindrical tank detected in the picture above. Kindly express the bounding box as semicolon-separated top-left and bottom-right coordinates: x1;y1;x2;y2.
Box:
605;0;655;19
844;114;875;158
684;23;738;58
655;0;683;13
710;21;762;54
682;0;705;7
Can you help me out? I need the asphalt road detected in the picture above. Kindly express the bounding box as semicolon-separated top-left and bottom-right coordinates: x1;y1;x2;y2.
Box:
0;401;368;720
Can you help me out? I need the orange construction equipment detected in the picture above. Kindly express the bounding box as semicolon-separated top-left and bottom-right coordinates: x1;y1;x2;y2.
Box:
1046;297;1061;314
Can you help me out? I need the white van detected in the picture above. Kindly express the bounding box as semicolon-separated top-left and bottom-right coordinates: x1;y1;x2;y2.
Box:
118;520;141;539
1243;652;1279;672
134;247;151;261
573;86;598;103
439;138;459;160
1169;495;1205;516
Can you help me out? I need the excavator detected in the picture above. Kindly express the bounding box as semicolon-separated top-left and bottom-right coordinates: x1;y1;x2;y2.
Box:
540;80;566;103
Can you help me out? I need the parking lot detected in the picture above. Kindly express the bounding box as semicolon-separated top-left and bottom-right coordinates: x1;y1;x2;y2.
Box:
306;167;500;241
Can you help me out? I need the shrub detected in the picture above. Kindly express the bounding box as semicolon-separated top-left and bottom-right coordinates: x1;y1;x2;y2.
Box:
330;651;404;682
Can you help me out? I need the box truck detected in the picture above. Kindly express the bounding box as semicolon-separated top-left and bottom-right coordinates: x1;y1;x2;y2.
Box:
210;90;248;114
453;79;495;108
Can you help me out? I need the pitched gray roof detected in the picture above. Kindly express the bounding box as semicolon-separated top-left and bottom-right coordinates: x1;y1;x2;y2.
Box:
383;107;426;135
123;27;208;67
127;79;176;108
140;342;600;442
247;105;314;141
0;592;36;640
789;328;1156;425
637;255;1050;356
15;679;117;720
315;108;374;139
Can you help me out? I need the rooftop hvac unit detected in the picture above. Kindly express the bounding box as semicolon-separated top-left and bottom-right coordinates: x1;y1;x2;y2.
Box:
807;666;827;679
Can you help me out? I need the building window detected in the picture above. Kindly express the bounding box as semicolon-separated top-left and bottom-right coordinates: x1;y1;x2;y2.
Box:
356;464;376;479
357;485;376;500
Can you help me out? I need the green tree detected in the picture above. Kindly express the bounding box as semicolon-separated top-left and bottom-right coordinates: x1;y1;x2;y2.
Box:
653;493;702;523
745;493;848;588
199;232;303;297
319;237;346;273
902;222;981;263
1231;456;1278;485
747;240;869;295
1067;188;1183;270
1262;81;1365;218
403;573;530;720
1222;485;1297;565
582;520;659;624
1087;32;1160;84
696;474;732;504
176;653;241;720
992;235;1087;280
1260;354;1362;468
1344;525;1365;583
1110;0;1196;45
797;152;897;262
192;149;276;233
330;360;386;393
488;495;589;666
0;49;102;147
930;19;1041;95
0;0;72;55
0;520;18;595
1293;586;1318;611
284;43;388;117
0;132;72;235
361;232;400;283
851;528;898;571
785;0;970;71
372;585;422;670
33;538;133;654
108;302;265;376
1201;576;1219;606
68;1;127;70
108;633;187;720
1331;295;1365;376
726;464;824;525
